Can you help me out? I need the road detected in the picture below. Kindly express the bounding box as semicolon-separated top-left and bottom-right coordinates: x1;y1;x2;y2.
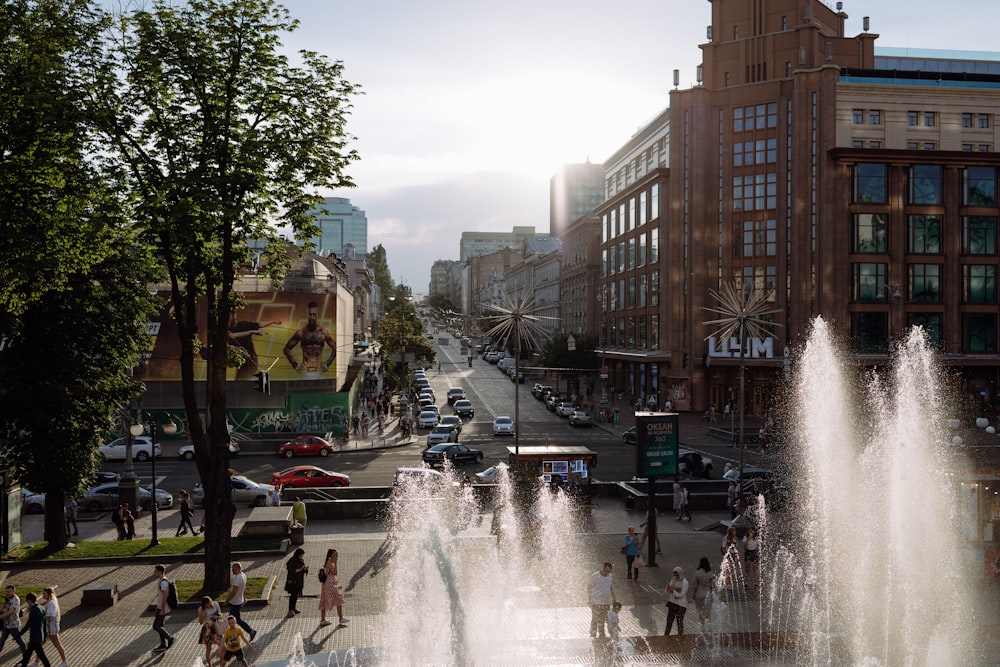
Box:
100;339;771;496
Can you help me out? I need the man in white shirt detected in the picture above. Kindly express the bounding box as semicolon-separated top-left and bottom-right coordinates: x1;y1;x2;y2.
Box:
223;562;257;642
587;562;616;638
0;584;25;655
152;564;175;652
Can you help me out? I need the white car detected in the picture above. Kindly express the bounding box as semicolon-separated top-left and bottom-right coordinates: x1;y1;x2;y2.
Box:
99;436;161;462
191;475;274;508
178;441;240;460
426;425;459;446
438;415;462;434
555;402;576;417
492;416;515;436
475;464;508;483
417;410;440;429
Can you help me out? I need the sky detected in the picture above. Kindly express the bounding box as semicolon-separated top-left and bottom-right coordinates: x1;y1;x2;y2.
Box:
279;0;1000;294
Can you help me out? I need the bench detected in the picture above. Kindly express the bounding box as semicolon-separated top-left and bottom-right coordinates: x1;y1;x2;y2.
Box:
81;583;118;607
240;506;294;538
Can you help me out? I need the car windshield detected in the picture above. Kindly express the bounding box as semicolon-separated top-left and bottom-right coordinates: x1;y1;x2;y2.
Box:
496;417;511;424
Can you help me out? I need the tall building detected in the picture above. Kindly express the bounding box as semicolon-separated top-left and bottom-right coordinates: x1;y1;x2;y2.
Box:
306;197;368;259
550;162;605;238
598;0;1000;416
460;226;538;262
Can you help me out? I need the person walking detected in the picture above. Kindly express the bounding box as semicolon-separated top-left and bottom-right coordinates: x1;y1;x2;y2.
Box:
691;557;714;627
678;484;691;521
41;587;68;666
175;491;199;536
318;548;349;627
197;596;225;667
586;562;616;639
151;565;175;653
64;498;78;537
623;526;641;581
113;504;128;540
18;592;49;667
672;479;683;520
222;563;257;642
0;584;26;657
221;615;256;667
285;548;308;617
721;525;740;587
123;503;136;540
292;496;307;528
663;566;689;636
743;527;760;587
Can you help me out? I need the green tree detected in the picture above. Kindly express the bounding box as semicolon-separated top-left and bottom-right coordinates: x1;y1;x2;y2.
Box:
366;244;393;308
377;291;434;388
95;0;359;588
427;293;455;313
0;0;160;549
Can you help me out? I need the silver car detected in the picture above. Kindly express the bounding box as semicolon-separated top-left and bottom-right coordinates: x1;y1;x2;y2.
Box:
190;475;274;508
79;483;173;512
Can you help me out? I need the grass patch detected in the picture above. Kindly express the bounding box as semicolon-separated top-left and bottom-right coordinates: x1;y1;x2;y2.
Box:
8;535;282;561
175;577;269;603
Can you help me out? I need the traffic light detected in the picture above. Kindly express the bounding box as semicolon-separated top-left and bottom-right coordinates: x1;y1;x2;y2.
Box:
253;370;270;394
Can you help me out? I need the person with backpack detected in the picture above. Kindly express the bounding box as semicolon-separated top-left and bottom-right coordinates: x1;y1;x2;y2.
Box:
113;504;127;540
151;564;175;653
18;592;49;667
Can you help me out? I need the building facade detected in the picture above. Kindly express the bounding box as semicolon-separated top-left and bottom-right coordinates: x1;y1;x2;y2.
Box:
550;162;605;239
306;197;368;259
460;226;538;262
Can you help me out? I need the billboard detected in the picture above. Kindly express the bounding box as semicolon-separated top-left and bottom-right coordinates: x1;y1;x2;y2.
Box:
146;292;342;381
634;412;679;478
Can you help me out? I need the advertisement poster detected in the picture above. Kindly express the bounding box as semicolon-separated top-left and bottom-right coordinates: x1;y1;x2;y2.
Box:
146;292;341;381
665;378;692;411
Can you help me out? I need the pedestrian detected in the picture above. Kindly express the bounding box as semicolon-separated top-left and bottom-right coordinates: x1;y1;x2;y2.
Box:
18;592;49;667
607;600;623;641
672;479;683;520
176;491;199;536
64;498;78;537
221;615;256;667
721;526;740;586
743;527;760;586
726;481;737;509
113;504;127;540
586;562;616;639
151;565;175;653
285;548;308;618
122;503;136;540
266;488;281;507
318;548;349;627
638;507;661;553
197;596;225;667
222;563;257;642
663;566;689;636
292;496;307;527
622;526;641;581
41;587;68;666
0;584;26;657
678;484;691;521
691;556;714;626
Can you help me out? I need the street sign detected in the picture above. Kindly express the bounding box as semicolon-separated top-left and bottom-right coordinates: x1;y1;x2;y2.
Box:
600;365;609;379
634;412;679;478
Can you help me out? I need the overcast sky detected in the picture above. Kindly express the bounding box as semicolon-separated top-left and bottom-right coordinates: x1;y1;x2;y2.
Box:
280;0;1000;293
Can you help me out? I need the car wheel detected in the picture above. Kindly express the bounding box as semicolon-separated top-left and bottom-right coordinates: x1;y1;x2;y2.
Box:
284;450;295;459
319;448;330;457
136;451;150;462
183;451;195;461
476;453;483;463
330;482;344;487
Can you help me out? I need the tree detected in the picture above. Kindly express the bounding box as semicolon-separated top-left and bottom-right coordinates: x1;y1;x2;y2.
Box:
377;290;433;388
95;0;359;588
0;0;160;549
366;244;393;309
427;293;455;313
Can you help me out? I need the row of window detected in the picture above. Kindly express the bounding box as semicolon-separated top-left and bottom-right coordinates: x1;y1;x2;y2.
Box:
602;185;660;242
851;141;993;152
733;173;777;212
601;272;661;311
853;164;997;206
602;314;661;350
853;312;996;353
854;214;996;255
854;110;993;128
733;104;778;132
603;228;660;275
733;139;777;166
853;262;997;304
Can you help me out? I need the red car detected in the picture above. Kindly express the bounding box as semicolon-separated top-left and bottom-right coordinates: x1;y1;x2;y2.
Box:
276;435;335;458
271;465;350;488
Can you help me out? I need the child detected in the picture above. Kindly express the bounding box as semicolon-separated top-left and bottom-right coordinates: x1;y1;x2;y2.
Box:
607;601;623;641
221;615;256;667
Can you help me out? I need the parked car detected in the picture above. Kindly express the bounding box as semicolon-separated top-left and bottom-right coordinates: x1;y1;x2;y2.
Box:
191;475;275;507
485;351;501;364
555;402;576;417
492;416;515;436
678;450;714;478
22;489;46;514
276;435;335;458
530;383;549;399
99;436;161;462
271;465;350;489
426;424;459;446
178;441;240;460
622;426;638;445
568;410;594;427
422;444;484;467
447;387;466;405
453;400;475;418
417;410;440;429
90;471;121;485
545;394;563;411
438;415;462;434
418;389;435;402
475;464;505;483
80;483;172;512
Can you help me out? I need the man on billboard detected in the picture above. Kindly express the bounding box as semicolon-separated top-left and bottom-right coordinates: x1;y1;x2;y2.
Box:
283;301;336;378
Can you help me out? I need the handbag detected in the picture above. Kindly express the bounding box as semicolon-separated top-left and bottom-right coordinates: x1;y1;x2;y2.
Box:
318;568;327;583
634;553;644;568
620;545;627;555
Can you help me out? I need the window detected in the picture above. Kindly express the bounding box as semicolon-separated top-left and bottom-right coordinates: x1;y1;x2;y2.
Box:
907;313;942;349
852;140;864;148
909;165;942;205
907;111;919;126
908;142;919;150
909;264;941;303
963;144;974;152
733;173;777;212
924;111;936;127
853;213;887;252
650;227;659;263
602;249;608;276
923;143;936;150
786;62;792;78
602;213;609;243
639;191;648;226
963;313;997;352
627;277;636;308
908;215;942;254
852;109;864;124
734;106;743;132
627;238;636;270
979;113;991;129
733;25;739;40
608;245;616;275
782;16;787;30
852;312;888;352
964;264;997;303
725;72;731;87
980;144;992;152
963;113;974;128
869;109;881;125
650;184;660;221
869;141;882;148
618;242;625;273
650;314;659;349
610;209;618;237
638;315;647;349
853;163;887;203
639;274;647;307
629;198;636;231
963;216;997;255
638;232;647;267
853;263;888;302
965;166;997;206
650;271;659;306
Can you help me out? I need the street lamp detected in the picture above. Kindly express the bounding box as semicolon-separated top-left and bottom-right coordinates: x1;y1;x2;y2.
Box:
130;419;176;546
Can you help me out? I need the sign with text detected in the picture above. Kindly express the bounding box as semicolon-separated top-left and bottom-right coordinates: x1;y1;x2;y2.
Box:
634;412;679;478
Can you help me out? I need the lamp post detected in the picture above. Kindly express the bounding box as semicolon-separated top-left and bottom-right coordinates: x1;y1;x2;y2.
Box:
130;419;176;546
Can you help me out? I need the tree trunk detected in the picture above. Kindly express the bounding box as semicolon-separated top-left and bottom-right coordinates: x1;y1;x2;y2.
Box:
44;489;67;551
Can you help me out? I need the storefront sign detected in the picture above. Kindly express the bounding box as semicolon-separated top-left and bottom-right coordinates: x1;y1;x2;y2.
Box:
707;336;776;359
635;413;679;478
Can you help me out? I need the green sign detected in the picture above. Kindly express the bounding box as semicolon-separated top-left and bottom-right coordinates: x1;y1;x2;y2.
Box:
635;413;679;478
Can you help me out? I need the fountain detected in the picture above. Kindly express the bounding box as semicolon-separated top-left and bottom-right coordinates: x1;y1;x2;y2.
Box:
255;318;986;666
